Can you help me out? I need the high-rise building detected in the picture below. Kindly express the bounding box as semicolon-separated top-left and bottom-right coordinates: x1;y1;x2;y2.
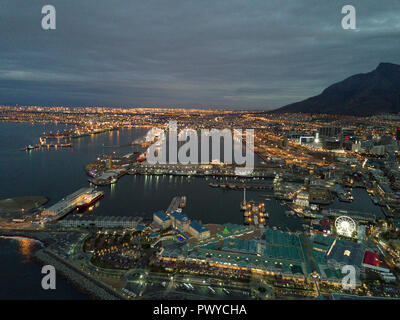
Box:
342;128;355;140
396;127;400;141
319;127;341;137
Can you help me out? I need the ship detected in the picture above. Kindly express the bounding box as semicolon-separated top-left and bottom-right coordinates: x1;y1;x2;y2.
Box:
76;190;104;211
137;152;147;162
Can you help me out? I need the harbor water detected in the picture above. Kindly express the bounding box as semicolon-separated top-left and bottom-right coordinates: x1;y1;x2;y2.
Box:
0;122;383;299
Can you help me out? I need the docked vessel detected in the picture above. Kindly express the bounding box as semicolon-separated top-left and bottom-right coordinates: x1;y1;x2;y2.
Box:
25;144;39;150
60;143;73;148
137;152;147;162
76;190;104;211
71;133;90;139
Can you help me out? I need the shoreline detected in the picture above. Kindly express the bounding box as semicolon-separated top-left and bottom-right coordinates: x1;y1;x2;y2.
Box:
33;248;127;300
0;235;44;246
0;230;127;300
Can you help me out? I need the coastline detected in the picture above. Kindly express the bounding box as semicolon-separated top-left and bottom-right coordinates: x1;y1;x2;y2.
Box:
0;229;126;300
32;248;127;300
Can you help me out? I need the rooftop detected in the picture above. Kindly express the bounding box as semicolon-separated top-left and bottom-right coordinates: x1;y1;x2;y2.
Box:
153;210;170;221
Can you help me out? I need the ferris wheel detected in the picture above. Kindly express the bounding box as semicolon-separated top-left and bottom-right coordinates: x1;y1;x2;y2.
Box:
335;216;356;238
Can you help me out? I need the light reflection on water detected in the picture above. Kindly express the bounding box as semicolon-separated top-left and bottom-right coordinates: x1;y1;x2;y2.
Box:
0;122;382;232
17;238;35;262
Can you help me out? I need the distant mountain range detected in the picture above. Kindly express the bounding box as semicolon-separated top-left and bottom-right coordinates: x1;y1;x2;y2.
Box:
273;62;400;116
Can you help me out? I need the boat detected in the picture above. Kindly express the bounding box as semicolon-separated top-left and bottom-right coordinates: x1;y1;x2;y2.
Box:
25;144;37;150
71;132;90;139
76;190;104;211
60;143;72;148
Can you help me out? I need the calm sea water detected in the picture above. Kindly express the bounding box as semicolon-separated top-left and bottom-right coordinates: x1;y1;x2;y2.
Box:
0;122;381;299
0;237;88;299
0;122;304;227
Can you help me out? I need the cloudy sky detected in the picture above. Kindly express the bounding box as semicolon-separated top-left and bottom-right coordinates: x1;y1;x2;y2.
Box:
1;0;399;109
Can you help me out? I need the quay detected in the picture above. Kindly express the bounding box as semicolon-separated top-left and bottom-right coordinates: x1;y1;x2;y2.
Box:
88;168;127;186
209;181;273;190
130;163;280;178
41;188;98;220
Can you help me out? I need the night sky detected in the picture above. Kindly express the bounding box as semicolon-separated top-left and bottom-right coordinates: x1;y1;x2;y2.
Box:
1;0;399;109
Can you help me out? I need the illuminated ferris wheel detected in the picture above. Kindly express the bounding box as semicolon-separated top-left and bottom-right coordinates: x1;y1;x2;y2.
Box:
335;216;356;238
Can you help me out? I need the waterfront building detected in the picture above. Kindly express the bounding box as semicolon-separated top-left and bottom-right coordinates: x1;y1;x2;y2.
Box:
308;185;332;205
188;221;210;240
294;191;310;207
170;211;190;233
376;181;396;201
153;210;172;229
58;216;142;229
159;228;308;282
41;187;93;218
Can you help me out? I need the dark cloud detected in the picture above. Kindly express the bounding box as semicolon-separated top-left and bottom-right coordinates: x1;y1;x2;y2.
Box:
1;0;399;109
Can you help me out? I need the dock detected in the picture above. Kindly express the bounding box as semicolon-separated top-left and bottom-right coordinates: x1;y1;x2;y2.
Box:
130;163;279;178
88;168;127;186
41;187;96;220
166;196;187;214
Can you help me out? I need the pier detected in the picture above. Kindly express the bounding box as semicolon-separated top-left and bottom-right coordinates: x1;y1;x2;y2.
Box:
166;196;186;214
41;188;96;220
209;181;273;190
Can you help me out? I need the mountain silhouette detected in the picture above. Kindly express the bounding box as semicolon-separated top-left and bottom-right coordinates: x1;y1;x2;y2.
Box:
274;62;400;116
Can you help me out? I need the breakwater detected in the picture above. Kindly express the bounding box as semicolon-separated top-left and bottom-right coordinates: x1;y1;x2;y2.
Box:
34;248;127;300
